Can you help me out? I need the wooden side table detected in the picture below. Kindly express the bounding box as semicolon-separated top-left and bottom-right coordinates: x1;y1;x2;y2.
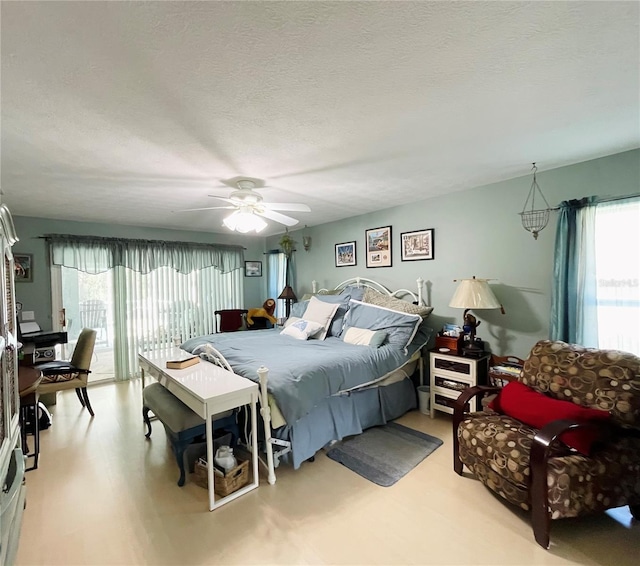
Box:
488;355;524;388
18;366;43;471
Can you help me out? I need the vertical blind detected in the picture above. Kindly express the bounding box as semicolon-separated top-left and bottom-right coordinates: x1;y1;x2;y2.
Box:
115;265;242;379
48;235;244;380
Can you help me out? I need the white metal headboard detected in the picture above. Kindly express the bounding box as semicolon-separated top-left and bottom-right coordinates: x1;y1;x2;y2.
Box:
312;276;425;306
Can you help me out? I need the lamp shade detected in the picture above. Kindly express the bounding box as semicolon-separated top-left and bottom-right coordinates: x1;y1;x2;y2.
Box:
277;285;297;301
449;277;501;309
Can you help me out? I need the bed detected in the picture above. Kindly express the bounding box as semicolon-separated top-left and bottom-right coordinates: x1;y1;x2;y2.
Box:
181;277;434;481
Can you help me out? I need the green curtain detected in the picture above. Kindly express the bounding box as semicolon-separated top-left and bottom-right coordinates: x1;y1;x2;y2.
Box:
550;197;598;345
46;234;244;274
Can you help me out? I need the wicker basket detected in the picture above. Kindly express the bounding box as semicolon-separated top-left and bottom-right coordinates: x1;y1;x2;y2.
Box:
193;457;249;497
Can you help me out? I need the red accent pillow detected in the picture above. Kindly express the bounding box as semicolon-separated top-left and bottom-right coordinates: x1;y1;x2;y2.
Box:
488;381;610;455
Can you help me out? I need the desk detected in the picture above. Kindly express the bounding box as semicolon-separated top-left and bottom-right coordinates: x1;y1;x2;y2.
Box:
138;348;260;511
19;330;68;366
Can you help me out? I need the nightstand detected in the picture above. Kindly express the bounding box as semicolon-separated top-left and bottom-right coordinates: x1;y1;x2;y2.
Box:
429;349;489;417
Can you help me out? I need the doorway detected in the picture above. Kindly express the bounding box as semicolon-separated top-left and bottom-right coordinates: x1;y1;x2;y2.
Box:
61;267;115;383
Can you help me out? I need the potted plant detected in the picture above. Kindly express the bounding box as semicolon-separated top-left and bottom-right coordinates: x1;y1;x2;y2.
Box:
279;229;296;258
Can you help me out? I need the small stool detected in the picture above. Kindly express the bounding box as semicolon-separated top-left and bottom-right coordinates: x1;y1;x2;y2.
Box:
142;383;239;486
18;366;43;471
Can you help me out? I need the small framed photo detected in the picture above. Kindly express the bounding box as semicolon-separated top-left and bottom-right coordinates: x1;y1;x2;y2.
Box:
244;260;262;277
401;229;434;261
365;226;392;268
15;253;33;282
335;241;357;267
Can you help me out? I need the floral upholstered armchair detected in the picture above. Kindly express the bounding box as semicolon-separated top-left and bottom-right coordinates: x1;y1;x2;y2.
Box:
453;340;640;549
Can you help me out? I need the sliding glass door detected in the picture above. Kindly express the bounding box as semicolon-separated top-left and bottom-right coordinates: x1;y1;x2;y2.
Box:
61;267;115;383
114;265;242;379
53;263;243;382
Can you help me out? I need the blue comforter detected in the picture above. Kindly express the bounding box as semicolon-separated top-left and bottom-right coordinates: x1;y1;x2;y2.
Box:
182;326;431;425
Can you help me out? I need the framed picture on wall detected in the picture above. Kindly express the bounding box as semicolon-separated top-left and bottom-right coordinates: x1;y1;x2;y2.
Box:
365;226;392;268
335;241;357;267
401;228;434;261
15;253;33;282
244;260;262;277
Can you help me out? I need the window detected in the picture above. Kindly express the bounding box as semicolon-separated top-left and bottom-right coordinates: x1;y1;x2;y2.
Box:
551;196;639;355
594;199;640;354
267;252;287;319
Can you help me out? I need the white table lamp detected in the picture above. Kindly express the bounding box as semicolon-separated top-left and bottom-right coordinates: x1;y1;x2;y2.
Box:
449;276;503;356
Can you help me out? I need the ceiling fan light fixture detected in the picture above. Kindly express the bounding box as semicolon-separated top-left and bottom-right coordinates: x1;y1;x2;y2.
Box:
223;210;267;233
180;176;309;230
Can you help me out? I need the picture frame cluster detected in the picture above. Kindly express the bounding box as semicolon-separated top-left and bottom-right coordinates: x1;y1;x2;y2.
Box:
335;227;434;268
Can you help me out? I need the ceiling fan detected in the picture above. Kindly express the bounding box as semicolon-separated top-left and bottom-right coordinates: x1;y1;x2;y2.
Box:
178;178;310;233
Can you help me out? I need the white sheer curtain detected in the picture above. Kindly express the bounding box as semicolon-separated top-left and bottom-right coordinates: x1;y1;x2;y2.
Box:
267;252;287;319
594;198;640;354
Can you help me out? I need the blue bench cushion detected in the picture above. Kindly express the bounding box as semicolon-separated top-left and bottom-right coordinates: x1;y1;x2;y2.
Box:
143;382;234;433
143;383;205;432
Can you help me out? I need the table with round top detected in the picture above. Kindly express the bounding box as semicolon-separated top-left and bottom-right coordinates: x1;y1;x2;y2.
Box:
18;365;43;471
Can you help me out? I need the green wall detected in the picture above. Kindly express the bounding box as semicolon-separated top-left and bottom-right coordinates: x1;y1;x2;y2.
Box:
13;217;267;330
14;149;639;354
269;149;640;358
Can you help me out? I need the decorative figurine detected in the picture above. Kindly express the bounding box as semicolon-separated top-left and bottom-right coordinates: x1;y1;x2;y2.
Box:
463;310;481;342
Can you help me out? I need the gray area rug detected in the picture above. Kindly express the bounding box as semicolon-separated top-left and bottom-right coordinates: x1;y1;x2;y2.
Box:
326;422;443;487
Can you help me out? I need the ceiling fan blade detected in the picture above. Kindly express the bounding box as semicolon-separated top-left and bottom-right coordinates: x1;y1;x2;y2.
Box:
176;206;236;212
262;202;311;212
207;195;237;205
256;209;300;227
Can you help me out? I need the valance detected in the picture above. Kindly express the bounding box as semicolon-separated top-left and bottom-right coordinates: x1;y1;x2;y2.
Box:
45;234;244;275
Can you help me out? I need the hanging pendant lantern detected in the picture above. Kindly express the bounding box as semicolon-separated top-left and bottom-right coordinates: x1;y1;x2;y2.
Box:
302;225;312;252
519;163;553;240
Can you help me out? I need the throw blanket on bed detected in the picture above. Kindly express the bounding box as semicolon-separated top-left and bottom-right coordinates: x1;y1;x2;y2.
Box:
182;325;431;426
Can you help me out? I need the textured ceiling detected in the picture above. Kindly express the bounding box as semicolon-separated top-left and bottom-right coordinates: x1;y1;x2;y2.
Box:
2;1;639;236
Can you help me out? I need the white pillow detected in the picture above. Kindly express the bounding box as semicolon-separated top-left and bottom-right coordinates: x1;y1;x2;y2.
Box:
283;316;302;328
342;327;387;347
280;319;324;341
301;296;340;340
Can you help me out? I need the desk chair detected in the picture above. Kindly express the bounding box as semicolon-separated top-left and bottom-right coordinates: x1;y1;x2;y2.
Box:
35;328;97;416
214;309;248;333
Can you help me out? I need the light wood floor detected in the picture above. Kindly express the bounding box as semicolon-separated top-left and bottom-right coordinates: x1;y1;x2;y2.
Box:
17;381;639;565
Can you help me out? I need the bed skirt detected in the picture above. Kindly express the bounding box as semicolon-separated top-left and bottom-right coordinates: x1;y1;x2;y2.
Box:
272;377;418;469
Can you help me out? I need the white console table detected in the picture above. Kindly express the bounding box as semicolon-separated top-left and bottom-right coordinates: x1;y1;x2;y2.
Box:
138;348;260;511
